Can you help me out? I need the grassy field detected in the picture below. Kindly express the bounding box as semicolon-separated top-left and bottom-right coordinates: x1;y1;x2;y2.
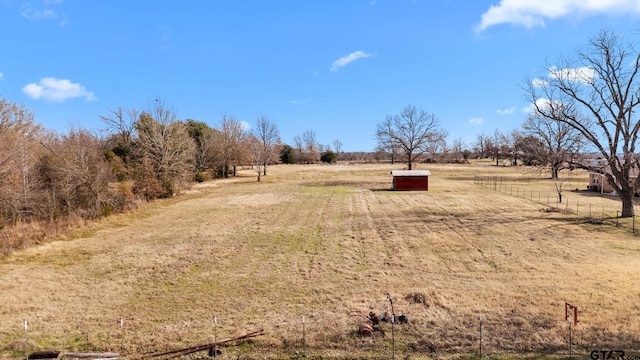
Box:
1;162;639;359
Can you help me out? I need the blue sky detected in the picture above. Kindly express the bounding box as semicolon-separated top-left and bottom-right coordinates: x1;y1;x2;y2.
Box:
1;0;640;151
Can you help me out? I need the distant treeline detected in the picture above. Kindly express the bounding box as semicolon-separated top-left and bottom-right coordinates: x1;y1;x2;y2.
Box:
0;99;377;246
0;97;518;255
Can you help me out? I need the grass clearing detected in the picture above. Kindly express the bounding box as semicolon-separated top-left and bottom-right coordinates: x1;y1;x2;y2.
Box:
1;162;639;359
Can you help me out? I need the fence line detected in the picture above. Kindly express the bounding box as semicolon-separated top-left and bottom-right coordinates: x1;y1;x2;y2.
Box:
474;176;637;236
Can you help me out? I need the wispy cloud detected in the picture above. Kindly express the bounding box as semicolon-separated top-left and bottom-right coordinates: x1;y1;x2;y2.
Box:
0;72;4;81
531;66;596;88
22;0;67;26
290;99;309;104
531;78;549;87
496;107;516;115
476;0;640;31
22;77;96;102
331;50;373;72
548;66;596;83
468;117;484;126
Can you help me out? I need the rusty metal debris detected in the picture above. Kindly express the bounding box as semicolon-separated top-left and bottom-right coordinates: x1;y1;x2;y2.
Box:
26;351;119;359
136;329;264;359
26;330;264;360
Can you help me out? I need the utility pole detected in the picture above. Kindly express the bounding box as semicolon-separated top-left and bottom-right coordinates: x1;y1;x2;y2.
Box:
387;293;395;360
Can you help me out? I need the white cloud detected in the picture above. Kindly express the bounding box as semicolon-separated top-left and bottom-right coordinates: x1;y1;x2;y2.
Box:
531;78;549;87
523;98;564;114
476;0;640;31
0;72;4;81
331;50;373;72
240;121;251;132
522;104;535;113
22;6;57;20
532;66;596;87
549;66;596;83
22;1;67;25
290;99;309;104
22;77;97;102
468;117;484;125
496;107;516;115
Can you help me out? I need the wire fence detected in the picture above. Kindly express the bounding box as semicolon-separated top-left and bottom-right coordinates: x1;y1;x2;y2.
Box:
474;175;639;235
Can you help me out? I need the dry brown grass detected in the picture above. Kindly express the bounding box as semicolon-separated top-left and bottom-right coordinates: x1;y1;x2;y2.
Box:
1;162;640;359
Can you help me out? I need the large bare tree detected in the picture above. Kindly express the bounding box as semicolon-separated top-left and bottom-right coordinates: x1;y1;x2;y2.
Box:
527;30;640;217
376;105;445;170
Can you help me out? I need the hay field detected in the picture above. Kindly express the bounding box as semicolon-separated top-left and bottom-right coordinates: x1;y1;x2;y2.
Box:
1;163;639;359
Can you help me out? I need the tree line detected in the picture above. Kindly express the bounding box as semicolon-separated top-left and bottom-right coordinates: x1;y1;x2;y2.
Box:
0;97;357;235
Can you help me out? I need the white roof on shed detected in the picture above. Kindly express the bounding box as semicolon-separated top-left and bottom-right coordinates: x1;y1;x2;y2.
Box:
391;170;431;177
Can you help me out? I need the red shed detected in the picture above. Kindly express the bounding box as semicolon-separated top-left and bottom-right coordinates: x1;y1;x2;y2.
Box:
391;170;431;191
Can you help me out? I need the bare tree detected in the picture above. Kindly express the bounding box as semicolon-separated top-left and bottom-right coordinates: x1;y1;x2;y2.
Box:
214;116;247;178
491;129;506;166
375;119;399;164
375;105;444;170
527;30;640;217
135;102;195;196
332;139;343;160
451;138;465;161
474;133;488;159
248;135;265;181
100;107;139;161
501;129;525;166
254;115;280;176
302;129;320;163
522;109;582;179
50;128;115;217
424;130;448;161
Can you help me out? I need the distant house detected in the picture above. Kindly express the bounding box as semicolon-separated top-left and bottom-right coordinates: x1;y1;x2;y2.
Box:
588;172;616;193
588;166;640;194
391;170;431;191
